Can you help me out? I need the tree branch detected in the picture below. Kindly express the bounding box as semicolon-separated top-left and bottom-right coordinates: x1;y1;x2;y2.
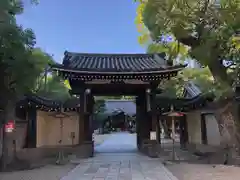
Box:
176;0;211;48
208;59;233;85
177;36;200;47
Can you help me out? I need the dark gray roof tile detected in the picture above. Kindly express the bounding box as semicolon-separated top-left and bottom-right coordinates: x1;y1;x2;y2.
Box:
183;81;202;98
61;51;172;72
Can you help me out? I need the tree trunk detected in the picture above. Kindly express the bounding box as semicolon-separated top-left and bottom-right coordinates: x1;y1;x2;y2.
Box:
208;58;233;86
214;102;240;161
0;100;16;170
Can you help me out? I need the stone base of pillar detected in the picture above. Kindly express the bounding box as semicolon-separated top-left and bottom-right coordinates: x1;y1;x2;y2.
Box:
140;139;159;157
83;141;94;157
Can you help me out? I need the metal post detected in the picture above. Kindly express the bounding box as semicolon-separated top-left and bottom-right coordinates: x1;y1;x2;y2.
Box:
172;116;175;161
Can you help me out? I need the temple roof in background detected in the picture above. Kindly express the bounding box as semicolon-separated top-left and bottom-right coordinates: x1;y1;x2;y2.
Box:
104;99;136;116
155;82;214;114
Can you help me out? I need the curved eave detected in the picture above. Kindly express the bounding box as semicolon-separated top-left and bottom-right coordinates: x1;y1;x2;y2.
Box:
26;94;61;108
51;64;186;75
155;93;214;113
18;94;80;112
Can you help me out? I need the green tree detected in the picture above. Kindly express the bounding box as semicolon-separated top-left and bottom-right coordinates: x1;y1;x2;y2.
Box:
31;48;55;92
0;0;42;108
0;0;50;169
135;0;240;154
94;99;106;114
135;0;240;88
161;67;229;98
36;74;71;101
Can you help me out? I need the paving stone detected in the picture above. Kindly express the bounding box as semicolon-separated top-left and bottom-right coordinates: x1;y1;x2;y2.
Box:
105;175;118;180
85;166;99;174
92;178;105;180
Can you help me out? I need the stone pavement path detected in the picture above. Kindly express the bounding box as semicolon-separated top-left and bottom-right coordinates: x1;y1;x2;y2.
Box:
61;132;178;180
62;153;178;180
94;132;137;153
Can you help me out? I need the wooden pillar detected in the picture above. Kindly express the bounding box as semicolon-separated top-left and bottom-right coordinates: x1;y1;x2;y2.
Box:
26;106;37;148
136;96;141;149
150;91;158;140
136;93;151;150
179;115;188;149
156;116;161;144
79;89;93;144
143;92;151;140
79;91;85;144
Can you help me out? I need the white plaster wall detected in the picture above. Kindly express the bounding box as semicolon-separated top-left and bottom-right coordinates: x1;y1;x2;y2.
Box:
187;112;202;144
205;114;221;146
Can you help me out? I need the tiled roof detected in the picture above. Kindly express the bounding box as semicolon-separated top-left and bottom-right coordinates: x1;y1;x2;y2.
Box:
155;94;212;113
19;94;80;112
156;81;214;113
26;94;61;108
52;51;185;73
183;81;202;98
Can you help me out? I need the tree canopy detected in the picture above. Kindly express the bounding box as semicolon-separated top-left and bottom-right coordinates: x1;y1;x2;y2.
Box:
0;0;70;104
161;67;230;98
1;0;45;101
135;0;240;90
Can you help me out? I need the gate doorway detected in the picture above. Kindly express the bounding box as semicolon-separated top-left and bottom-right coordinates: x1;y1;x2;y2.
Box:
93;98;137;153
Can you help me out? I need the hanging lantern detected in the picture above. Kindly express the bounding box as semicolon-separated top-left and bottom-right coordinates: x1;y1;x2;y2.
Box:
84;89;91;113
85;88;91;94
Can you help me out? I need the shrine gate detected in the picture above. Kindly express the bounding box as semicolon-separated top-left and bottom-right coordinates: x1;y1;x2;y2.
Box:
51;51;186;154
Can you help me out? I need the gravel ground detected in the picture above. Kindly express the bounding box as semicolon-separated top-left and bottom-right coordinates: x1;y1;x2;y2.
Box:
166;162;240;180
0;164;76;180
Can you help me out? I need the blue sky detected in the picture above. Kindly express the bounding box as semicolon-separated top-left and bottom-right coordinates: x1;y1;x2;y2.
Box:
17;0;146;63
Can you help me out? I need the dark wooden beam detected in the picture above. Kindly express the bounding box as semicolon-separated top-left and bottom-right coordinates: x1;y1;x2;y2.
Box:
70;83;159;96
25;106;37;148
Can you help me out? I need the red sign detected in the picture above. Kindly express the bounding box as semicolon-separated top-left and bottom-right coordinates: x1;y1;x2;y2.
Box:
167;112;184;117
5;120;15;132
176;112;184;117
